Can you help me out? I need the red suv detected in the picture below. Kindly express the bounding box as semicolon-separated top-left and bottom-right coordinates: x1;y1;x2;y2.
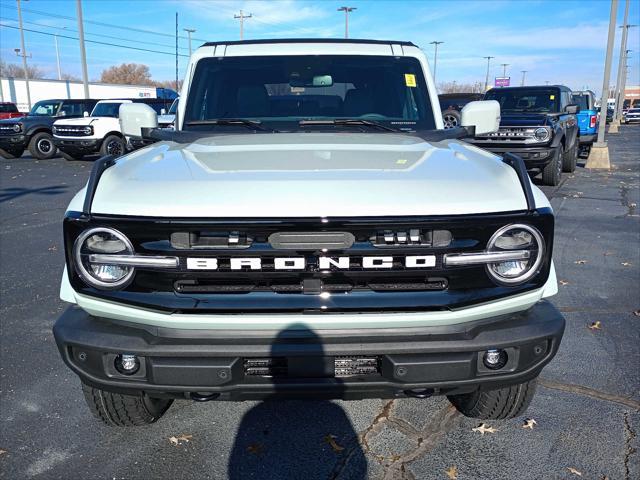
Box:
0;102;25;120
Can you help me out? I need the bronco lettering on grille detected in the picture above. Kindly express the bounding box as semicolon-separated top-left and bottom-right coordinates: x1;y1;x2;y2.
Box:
185;255;436;270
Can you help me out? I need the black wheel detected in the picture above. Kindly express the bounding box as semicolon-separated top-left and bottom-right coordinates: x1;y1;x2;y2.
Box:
442;110;461;130
60;151;83;161
448;378;537;419
81;383;173;426
0;147;25;159
100;135;126;157
28;131;57;159
562;142;577;173
542;146;562;186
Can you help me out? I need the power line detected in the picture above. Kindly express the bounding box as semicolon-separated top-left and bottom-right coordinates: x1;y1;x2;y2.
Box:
0;23;190;58
3;17;190;51
0;2;208;42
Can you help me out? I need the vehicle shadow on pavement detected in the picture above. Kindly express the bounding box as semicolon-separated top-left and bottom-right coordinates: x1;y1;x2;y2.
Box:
228;325;367;479
0;185;68;203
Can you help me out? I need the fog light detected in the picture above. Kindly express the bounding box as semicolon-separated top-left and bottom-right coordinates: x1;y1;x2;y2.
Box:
483;349;507;370
115;354;140;375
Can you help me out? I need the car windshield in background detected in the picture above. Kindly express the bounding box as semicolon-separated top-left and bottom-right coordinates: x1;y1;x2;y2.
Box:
572;94;590;111
91;102;125;117
29;100;61;116
183;55;435;131
485;89;560;113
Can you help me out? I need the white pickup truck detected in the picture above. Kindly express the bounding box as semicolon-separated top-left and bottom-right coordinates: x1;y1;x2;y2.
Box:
53;39;564;427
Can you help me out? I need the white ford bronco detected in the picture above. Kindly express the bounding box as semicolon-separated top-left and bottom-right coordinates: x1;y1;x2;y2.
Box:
53;39;564;426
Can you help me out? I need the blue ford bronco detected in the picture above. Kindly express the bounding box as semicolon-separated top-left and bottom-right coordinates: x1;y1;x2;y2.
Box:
572;90;598;157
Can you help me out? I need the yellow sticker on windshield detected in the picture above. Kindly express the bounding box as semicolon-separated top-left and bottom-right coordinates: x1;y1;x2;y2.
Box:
405;74;417;87
550;95;555;100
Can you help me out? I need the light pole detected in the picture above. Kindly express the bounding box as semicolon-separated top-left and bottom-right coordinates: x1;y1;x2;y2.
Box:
613;0;631;122
337;6;356;39
16;0;31;110
430;41;443;84
521;70;528;86
483;56;494;91
184;28;196;57
76;0;90;99
54;34;61;80
500;63;509;78
587;0;619;168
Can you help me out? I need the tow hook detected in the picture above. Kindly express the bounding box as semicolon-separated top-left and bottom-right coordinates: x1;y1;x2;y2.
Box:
190;392;220;402
404;388;434;399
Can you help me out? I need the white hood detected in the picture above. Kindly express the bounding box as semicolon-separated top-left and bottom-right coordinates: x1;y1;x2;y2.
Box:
90;132;534;217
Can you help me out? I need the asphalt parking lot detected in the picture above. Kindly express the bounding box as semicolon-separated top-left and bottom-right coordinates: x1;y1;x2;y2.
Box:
0;127;638;480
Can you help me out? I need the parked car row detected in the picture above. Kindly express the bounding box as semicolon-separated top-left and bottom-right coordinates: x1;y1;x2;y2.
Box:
0;97;175;160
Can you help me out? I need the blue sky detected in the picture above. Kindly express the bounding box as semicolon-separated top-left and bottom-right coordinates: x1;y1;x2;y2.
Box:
1;0;638;95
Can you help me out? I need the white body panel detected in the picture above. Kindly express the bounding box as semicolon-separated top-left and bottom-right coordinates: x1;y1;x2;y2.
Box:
53;100;131;143
89;133;546;217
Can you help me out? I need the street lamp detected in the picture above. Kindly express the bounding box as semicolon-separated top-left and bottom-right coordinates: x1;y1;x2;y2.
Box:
430;41;444;84
520;70;528;86
500;63;509;78
183;28;196;56
483;56;494;91
337;6;356;39
16;0;32;110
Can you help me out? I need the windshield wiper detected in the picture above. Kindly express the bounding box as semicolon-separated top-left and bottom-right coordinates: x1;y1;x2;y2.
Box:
299;119;401;132
184;119;276;132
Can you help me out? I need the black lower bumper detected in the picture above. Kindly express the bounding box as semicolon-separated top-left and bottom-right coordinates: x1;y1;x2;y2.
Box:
0;134;28;152
579;133;596;145
53;138;100;155
53;301;565;401
468;143;556;169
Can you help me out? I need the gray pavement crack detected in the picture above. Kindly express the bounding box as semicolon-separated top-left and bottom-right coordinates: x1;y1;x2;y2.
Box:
539;378;640;410
623;412;637;480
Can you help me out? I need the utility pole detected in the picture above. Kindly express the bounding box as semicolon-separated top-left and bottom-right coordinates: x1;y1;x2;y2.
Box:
175;12;178;91
520;70;527;86
483;56;494;91
54;34;61;80
76;0;90;99
587;0;619;169
337;6;356;39
234;10;252;40
619;49;632;110
613;0;630;123
16;0;32;110
500;63;509;78
184;28;196;57
429;41;443;84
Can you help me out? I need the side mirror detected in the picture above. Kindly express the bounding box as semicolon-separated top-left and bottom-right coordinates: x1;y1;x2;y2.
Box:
119;103;158;138
160;108;167;115
83;111;89;117
461;100;500;136
565;104;579;114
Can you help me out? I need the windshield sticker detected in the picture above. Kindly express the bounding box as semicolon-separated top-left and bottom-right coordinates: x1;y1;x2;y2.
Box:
550;95;555;100
404;74;417;87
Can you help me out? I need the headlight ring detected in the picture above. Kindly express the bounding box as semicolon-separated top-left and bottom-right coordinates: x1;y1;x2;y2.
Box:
486;224;545;285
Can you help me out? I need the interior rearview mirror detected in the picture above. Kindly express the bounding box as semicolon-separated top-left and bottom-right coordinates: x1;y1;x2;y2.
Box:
460;100;501;136
119;103;158;138
289;75;333;88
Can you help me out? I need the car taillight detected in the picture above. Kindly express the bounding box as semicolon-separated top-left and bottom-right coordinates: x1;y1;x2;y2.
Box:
590;115;597;128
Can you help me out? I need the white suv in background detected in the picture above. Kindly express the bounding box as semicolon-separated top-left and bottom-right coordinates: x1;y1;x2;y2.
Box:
52;98;173;160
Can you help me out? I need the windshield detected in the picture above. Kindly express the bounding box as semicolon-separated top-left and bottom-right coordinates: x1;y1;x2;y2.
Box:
485;89;560;113
29;100;62;116
91;102;125;117
572;94;590;111
168;98;178;115
183;55;435;131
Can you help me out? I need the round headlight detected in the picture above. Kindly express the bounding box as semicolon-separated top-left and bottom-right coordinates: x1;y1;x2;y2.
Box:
82;126;92;135
73;227;134;289
534;127;549;141
486;224;545;285
12;123;22;133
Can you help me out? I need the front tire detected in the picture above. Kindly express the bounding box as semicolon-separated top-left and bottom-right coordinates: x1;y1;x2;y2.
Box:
81;383;173;426
0;147;25;159
542;147;562;186
448;378;537;419
562;142;577;173
28;131;57;159
100;135;126;157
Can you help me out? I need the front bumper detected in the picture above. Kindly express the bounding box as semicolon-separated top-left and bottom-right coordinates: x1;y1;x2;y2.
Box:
467;143;555;169
53;301;565;400
53;138;101;155
623;116;640;123
0;134;27;151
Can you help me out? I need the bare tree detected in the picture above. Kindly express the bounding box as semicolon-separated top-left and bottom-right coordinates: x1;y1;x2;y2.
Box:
154;79;183;91
60;72;81;81
100;63;153;85
0;60;45;79
438;81;485;94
